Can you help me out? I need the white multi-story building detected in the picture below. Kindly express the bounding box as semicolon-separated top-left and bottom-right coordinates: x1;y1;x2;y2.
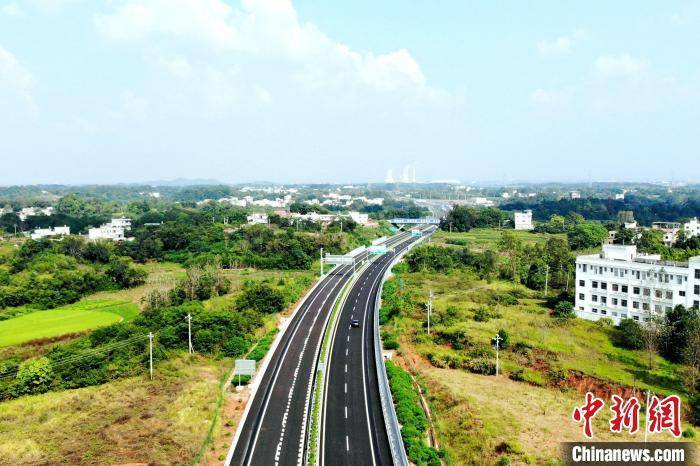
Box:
88;218;132;241
570;191;581;200
575;245;700;325
513;210;534;230
651;222;681;246
684;217;700;239
31;226;70;240
246;213;269;225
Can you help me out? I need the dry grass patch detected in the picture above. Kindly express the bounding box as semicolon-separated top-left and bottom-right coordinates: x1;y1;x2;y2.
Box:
0;354;226;466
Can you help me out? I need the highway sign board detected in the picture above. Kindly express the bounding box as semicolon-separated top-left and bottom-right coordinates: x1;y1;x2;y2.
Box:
368;245;387;255
234;359;256;376
389;217;440;225
411;229;423;237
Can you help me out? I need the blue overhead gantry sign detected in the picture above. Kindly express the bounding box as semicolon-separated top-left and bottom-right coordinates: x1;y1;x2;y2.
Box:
389;218;440;225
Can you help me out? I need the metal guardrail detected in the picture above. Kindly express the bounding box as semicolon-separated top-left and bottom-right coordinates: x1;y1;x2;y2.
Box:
373;230;431;466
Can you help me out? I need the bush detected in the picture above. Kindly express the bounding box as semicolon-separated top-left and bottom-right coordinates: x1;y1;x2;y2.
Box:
492;329;509;350
235;281;286;314
222;336;251;358
552;301;575;319
16;357;53;395
248;329;279;361
615;319;645;350
690;394;700;427
473;307;492;322
465;358;496;375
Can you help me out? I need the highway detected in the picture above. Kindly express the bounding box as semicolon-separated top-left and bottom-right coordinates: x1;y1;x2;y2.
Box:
227;231;413;466
321;226;435;466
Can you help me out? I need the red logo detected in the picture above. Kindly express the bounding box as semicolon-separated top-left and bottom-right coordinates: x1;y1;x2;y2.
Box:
572;392;605;438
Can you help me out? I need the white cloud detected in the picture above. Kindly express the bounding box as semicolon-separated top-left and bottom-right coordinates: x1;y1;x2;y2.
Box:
594;54;649;79
538;30;586;57
528;88;570;109
94;0;444;106
0;44;35;109
1;2;25;16
116;90;148;121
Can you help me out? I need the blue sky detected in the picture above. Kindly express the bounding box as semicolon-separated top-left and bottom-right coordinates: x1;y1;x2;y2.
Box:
1;0;699;185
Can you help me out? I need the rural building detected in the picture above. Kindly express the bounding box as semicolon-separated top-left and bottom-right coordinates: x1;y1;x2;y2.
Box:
575;245;700;325
88;218;132;241
513;210;534;230
31;226;70;240
684;217;700;239
651;222;681;246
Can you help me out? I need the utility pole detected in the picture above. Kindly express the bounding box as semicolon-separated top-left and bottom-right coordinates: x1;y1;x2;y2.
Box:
427;290;434;335
320;247;324;277
494;332;503;377
148;332;154;380
544;264;550;298
186;314;193;354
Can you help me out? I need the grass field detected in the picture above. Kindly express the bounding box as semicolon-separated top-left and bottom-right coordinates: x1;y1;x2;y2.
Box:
383;268;697;465
0;299;139;348
0;354;226;465
431;228;560;251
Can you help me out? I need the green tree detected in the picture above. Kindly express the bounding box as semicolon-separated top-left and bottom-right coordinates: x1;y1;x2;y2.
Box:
235;281;286;314
637;229;666;254
552;301;575;319
662;305;700;363
16;357;53;395
497;231;523;282
566;222;608;250
615;318;645;350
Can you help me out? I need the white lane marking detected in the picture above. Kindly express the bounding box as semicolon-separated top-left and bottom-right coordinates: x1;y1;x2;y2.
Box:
347;335;349;342
344;383;347;393
345;364;347;373
246;262;352;466
345;348;348;356
346;435;349;451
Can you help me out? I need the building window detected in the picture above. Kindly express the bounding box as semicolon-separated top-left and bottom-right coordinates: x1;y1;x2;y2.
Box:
621;313;628;318
666;306;672;312
655;305;662;312
592;295;598;302
592;281;599;289
601;297;607;304
695;301;700;309
643;288;651;297
680;291;686;297
612;284;619;292
633;301;639;309
633;287;640;295
612;298;618;305
655;290;662;299
695;285;700;296
622;299;627;307
601;309;607;315
612;312;618;317
622;285;628;293
579;280;585;287
696;269;700;279
579;293;585;300
601;282;608;290
592;308;598;313
633;316;639;321
665;291;673;300
678;276;683;285
582;264;587;272
643;303;650;311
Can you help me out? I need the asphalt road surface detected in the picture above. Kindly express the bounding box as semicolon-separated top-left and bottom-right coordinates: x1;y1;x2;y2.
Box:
228;231;413;466
321;227;434;466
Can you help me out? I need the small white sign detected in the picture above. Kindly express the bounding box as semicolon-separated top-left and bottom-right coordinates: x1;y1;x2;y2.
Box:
234;359;256;376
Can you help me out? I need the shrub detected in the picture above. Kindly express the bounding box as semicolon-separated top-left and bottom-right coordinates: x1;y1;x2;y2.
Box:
465;358;496;375
614;319;645;350
552;301;575;319
473;307;492;322
222;336;251;358
16;357;53;395
235;281;286;314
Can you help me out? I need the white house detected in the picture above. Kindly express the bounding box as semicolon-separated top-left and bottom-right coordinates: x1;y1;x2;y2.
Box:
570;191;581;200
18;206;54;221
651;222;681;246
348;211;369;225
513;210;534;230
575;244;700;325
31;226;70;240
88;218;132;241
246;213;269;225
684;217;700;239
